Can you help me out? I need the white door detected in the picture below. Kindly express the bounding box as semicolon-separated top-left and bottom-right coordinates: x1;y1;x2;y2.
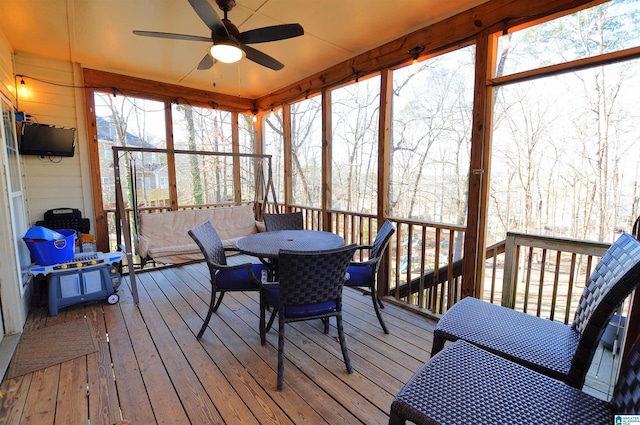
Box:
0;95;30;336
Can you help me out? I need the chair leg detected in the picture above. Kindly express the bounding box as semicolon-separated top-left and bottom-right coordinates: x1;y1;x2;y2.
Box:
266;308;278;333
371;289;389;334
212;291;225;311
430;333;446;357
277;315;286;391
196;290;219;338
388;411;406;425
260;291;267;345
336;313;353;374
323;317;330;334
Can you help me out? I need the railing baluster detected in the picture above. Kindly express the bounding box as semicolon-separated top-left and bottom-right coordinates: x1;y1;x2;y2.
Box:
418;226;427;308
522;246;534;313
448;230;456;307
536;248;547;318
489;246;498;304
550;251;562;322
564;253;578;324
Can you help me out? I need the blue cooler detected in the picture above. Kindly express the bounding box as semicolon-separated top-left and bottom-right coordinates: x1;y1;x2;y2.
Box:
22;226;76;266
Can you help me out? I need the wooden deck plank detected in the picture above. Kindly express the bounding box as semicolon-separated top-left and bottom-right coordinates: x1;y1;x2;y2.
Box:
240;289;429;384
102;291;157;424
19;367;58;425
143;268;277;425
55;357;88;424
133;272;236;425
178;261;425;423
86;304;122;425
157;266;323;424
234;289;406;395
0;374;32;425
0;262;452;425
215;284;388;425
167;264;360;424
116;283;192;425
0;259;621;424
238;287;425;387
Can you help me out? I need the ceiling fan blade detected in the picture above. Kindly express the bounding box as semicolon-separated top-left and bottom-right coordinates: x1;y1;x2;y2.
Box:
237;24;304;44
241;44;284;71
197;53;214;70
133;30;211;42
188;0;228;38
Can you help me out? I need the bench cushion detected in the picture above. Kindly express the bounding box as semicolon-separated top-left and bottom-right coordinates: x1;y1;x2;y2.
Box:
137;204;258;264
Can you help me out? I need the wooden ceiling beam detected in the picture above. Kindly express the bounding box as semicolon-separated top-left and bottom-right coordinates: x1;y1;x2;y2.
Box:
255;0;600;111
83;68;256;113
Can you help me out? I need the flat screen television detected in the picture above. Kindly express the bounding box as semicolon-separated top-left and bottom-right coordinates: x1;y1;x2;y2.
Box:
19;122;76;158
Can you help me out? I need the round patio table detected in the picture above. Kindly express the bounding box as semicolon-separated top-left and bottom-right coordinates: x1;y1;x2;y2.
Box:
236;230;345;259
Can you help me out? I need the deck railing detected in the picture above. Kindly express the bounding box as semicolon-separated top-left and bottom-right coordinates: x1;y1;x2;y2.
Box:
484;232;611;324
105;205;616;321
290;206;466;315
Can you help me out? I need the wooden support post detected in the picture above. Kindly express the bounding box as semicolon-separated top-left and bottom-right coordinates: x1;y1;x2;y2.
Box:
377;69;392;296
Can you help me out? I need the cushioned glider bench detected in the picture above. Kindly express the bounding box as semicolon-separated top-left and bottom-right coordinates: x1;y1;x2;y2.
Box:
136;204;263;265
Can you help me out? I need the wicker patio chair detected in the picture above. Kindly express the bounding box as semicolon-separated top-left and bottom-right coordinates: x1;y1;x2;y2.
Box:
344;220;395;333
262;212;304;231
188;221;268;338
431;231;640;388
389;337;640;424
259;243;358;390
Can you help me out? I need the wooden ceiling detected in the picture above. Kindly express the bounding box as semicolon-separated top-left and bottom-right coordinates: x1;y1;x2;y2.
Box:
0;0;489;99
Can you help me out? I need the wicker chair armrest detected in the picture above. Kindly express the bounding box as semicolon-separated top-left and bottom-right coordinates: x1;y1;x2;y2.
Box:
349;257;378;267
355;245;373;252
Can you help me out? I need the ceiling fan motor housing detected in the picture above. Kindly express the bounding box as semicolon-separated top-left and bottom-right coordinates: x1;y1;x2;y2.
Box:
215;0;236;12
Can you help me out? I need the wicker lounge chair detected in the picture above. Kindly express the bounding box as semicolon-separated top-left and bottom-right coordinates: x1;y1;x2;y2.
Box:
431;231;640;388
188;221;268;338
344;220;395;333
262;212;304;231
260;243;358;390
389;337;640;424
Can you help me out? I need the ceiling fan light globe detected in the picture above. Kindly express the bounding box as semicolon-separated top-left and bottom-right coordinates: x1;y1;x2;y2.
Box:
210;43;244;63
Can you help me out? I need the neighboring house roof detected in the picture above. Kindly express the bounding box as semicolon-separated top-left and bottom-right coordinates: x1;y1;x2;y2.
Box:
96;116;155;148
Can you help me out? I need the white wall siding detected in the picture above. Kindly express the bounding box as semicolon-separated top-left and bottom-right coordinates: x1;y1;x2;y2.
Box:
13;52;88;227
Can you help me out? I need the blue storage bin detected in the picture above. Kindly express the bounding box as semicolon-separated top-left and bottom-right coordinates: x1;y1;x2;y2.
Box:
23;227;76;266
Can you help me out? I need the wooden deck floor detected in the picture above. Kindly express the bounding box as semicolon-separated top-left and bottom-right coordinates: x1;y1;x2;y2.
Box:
0;262;436;425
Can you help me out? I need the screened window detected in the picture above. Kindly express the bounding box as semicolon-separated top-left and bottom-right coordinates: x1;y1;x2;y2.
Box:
290;96;322;207
390;46;475;224
490;62;640;244
239;113;257;203
489;0;640;244
496;0;640;77
94;93;168;209
331;76;380;213
263;109;285;207
172;105;235;206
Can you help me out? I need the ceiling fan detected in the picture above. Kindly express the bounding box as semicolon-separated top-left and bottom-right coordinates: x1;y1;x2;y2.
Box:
133;0;304;71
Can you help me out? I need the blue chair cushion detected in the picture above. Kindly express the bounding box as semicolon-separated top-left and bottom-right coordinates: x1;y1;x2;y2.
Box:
215;263;266;289
344;264;372;287
265;288;337;318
